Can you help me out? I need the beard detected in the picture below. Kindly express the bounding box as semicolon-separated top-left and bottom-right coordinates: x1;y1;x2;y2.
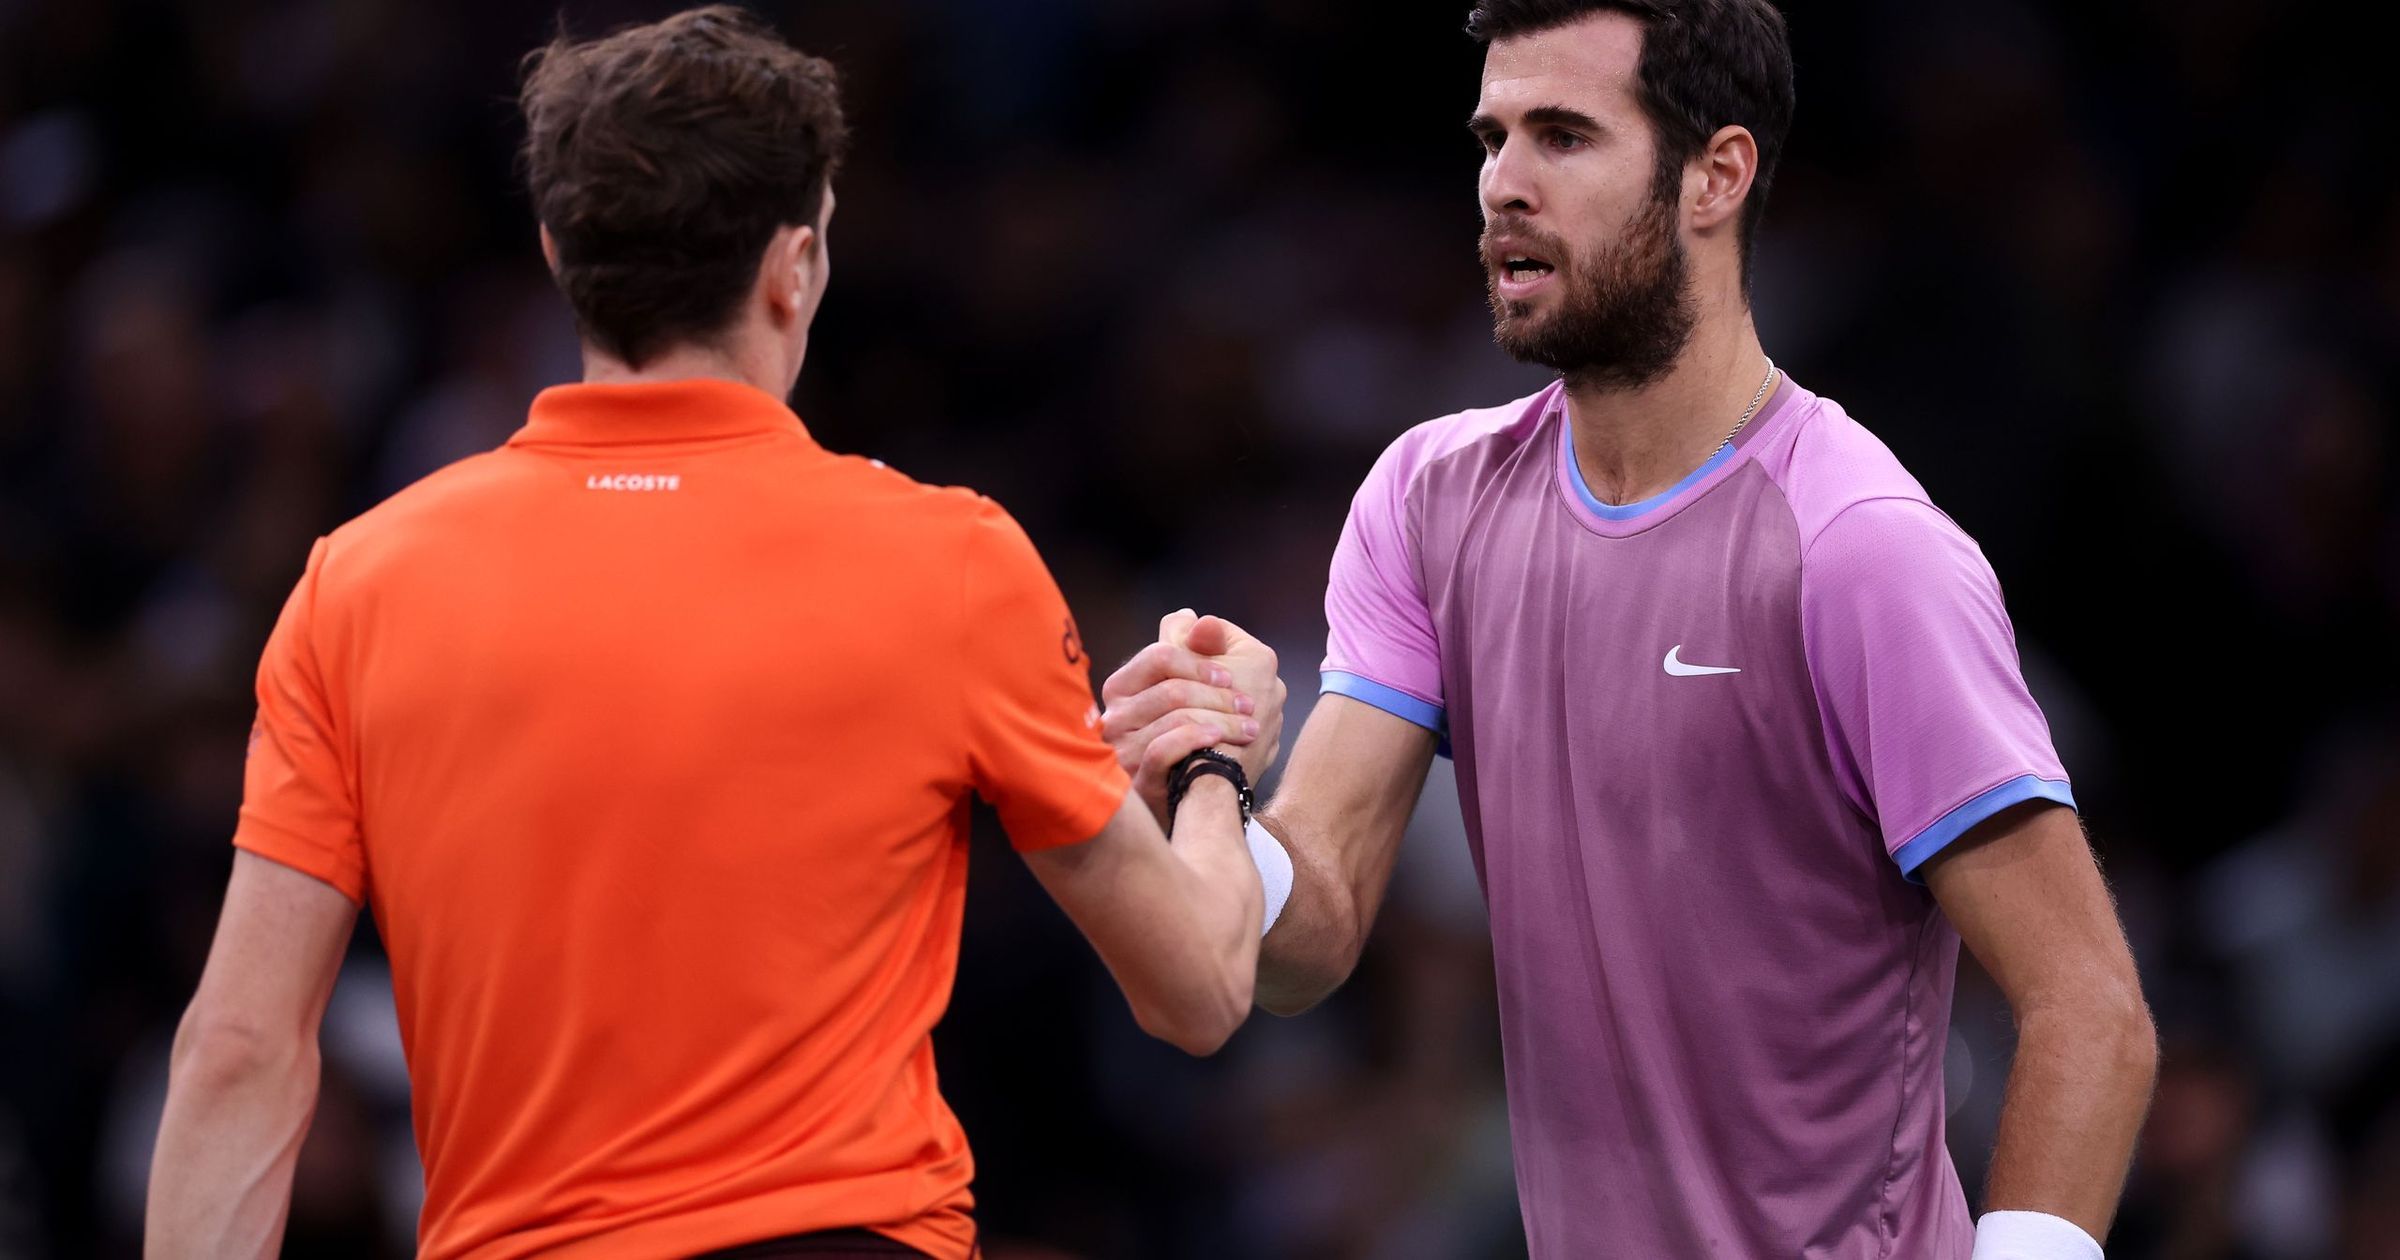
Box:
1484;185;1697;391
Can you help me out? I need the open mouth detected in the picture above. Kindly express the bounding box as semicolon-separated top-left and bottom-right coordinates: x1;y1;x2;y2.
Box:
1502;255;1556;283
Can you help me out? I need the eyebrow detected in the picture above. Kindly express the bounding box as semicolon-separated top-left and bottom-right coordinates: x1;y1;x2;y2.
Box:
1467;104;1609;136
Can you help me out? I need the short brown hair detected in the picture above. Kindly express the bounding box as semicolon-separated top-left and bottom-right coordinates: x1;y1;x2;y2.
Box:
519;6;849;368
1467;0;1793;289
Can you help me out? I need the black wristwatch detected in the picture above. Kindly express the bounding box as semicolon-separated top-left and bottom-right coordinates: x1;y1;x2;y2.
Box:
1167;748;1254;828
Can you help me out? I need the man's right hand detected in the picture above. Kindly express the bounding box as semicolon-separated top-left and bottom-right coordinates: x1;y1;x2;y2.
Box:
1100;610;1286;825
1104;610;1433;1017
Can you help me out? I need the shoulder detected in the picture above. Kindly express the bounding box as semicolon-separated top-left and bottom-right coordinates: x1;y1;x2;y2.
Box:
1755;387;1997;600
868;464;1023;540
822;451;1006;526
1803;497;1988;602
1359;382;1561;508
316;450;521;582
843;466;1047;574
1754;386;1960;555
785;457;1054;584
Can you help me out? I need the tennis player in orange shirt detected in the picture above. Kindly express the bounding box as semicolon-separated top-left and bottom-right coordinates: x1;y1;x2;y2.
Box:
143;9;1286;1258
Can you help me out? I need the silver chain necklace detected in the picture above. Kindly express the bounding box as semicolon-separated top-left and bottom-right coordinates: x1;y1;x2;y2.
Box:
1720;358;1779;450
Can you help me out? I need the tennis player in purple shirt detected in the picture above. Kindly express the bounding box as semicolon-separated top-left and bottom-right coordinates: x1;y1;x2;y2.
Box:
1102;2;2158;1257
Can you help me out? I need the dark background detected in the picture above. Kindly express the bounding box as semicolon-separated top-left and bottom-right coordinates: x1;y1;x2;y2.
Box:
2;0;2396;1256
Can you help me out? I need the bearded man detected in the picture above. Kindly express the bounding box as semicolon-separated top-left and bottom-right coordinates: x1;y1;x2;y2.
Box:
1098;2;2158;1257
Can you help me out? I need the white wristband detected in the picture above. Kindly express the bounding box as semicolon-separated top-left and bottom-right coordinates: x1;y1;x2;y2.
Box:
1244;817;1293;938
1972;1211;2102;1260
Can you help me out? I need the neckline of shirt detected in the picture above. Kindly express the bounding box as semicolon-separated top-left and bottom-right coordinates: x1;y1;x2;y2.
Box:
1551;372;1802;538
509;376;812;448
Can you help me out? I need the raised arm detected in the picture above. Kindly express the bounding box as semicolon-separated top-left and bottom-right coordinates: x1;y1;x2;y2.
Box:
147;853;357;1259
1926;804;2157;1252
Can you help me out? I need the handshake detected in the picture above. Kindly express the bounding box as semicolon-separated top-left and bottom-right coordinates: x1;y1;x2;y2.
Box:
1099;609;1290;825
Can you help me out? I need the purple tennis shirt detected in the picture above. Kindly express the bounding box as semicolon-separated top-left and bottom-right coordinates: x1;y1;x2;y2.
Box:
1321;375;2073;1258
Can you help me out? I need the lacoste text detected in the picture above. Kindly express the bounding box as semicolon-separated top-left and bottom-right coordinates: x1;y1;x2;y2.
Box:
587;474;682;492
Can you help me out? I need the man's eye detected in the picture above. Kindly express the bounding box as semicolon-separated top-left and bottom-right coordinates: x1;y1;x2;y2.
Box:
1476;132;1503;154
1548;131;1586;152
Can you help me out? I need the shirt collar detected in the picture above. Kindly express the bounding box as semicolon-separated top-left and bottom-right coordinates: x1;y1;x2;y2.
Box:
508;377;811;448
1550;371;1805;539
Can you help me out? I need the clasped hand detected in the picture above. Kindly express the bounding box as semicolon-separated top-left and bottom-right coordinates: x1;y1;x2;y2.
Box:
1098;610;1287;825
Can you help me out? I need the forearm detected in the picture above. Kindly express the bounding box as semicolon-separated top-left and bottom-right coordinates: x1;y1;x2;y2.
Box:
1165;777;1265;983
1252;808;1368;1015
146;1023;321;1259
1983;997;2159;1242
1108;691;1434;1018
1094;777;1258;1053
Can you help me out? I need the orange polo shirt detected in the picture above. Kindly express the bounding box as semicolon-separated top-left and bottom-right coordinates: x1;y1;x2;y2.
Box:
233;377;1130;1259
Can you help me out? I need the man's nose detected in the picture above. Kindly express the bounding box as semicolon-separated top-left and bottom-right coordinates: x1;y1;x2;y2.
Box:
1481;137;1540;218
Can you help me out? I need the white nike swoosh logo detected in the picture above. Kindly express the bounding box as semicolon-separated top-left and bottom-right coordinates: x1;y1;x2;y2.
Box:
1663;645;1742;677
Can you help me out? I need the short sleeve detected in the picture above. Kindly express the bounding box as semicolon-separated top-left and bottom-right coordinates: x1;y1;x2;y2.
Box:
1801;498;2074;881
1320;439;1445;733
961;501;1131;852
234;538;367;903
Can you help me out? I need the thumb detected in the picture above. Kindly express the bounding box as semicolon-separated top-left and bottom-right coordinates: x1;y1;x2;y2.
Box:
1185;615;1244;656
1158;607;1200;647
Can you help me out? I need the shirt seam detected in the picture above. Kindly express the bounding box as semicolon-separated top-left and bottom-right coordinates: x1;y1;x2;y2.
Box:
1788;486;1879;826
1785;475;1940;1250
1877;911;1936;1259
953;503;980;798
1404;475;1434;671
1392;384;1564;505
298;536;368;898
1376;426;1499;711
1797;493;1953;561
1797;493;2063;863
1393;410;1550;693
502;428;805;455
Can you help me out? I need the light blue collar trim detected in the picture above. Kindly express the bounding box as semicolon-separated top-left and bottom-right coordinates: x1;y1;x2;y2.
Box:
1560;426;1738;521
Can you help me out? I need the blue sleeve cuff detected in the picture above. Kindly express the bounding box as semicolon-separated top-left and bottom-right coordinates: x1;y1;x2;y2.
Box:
1892;774;2077;882
1320;670;1445;734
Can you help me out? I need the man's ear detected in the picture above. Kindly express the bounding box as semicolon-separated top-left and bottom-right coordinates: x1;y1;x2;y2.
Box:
538;223;561;273
767;224;819;322
1690;124;1758;235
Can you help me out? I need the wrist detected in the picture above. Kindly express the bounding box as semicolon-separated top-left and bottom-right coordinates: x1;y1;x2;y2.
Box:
1178;775;1238;808
1972;1211;2102;1260
1166;747;1254;827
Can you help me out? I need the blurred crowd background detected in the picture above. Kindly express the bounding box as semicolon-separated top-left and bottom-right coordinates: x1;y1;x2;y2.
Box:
2;0;2396;1256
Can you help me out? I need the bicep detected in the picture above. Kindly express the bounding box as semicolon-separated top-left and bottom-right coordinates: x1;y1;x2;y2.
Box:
186;852;358;1037
1924;803;2142;1016
1267;693;1439;909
